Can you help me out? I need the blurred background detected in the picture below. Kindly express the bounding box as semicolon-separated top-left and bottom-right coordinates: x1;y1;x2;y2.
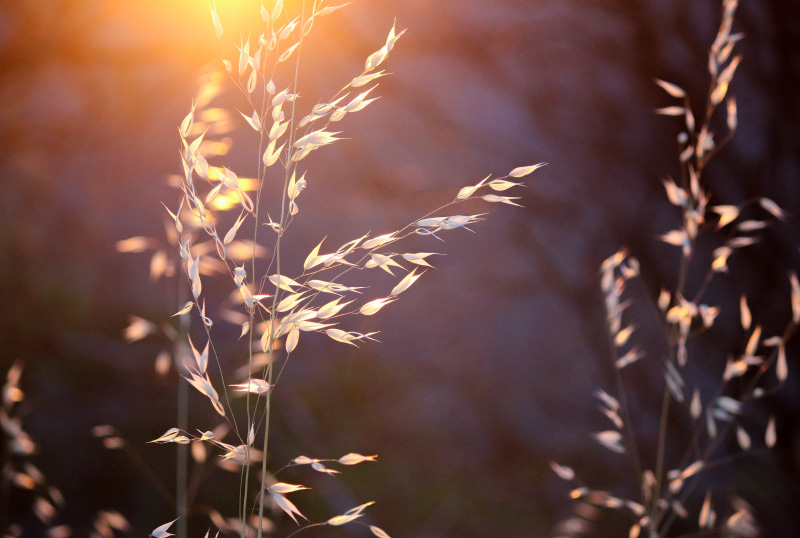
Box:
1;0;800;536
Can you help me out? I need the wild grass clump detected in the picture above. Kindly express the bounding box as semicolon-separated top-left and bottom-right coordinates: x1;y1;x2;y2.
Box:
1;362;131;538
120;1;543;536
550;1;796;536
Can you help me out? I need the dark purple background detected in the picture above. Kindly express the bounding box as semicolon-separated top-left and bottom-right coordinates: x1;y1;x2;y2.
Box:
1;0;799;536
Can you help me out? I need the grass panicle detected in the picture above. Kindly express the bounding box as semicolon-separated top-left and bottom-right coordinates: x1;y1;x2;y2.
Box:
551;1;796;537
120;1;542;536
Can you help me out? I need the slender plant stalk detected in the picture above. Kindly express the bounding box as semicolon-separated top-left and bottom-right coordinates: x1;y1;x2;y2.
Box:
177;377;189;538
257;4;307;537
176;272;190;538
650;125;700;534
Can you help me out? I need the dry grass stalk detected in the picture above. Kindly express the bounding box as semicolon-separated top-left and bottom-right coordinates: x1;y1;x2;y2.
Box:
551;1;795;537
118;1;543;536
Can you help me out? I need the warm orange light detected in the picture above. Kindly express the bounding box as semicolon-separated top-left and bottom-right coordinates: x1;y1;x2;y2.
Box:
209;192;239;211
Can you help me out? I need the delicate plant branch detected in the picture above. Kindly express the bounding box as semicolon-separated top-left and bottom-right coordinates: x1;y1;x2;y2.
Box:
552;2;795;537
135;2;545;537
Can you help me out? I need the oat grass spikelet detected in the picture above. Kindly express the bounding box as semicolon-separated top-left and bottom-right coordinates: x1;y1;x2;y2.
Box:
551;1;796;537
120;1;544;536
